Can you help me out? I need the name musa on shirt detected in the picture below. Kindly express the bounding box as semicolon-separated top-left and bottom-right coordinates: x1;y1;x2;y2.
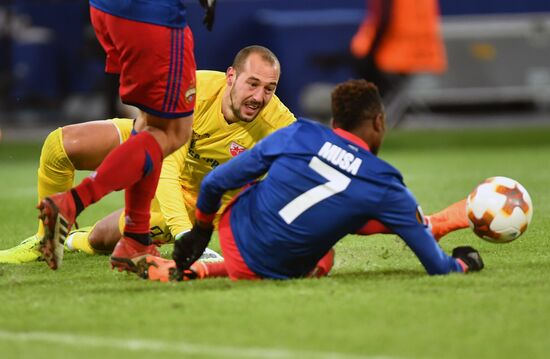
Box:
317;141;362;175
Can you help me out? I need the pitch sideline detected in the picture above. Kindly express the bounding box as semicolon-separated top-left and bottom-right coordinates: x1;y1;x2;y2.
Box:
0;330;402;359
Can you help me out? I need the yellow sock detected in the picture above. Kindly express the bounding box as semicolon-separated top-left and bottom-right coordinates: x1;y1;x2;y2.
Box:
65;226;97;255
36;127;76;238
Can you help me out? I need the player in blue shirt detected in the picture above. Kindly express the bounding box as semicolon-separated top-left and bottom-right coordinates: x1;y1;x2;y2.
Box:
138;79;484;281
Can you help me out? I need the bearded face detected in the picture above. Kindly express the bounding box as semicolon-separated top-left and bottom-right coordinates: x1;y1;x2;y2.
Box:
226;54;279;123
228;82;266;122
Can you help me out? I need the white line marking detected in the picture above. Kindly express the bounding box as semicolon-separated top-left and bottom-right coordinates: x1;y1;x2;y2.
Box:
0;330;402;359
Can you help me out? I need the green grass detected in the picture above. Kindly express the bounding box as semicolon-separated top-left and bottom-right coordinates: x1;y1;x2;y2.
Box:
1;127;550;359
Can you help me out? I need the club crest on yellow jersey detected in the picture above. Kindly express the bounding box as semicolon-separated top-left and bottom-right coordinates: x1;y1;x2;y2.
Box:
229;142;247;157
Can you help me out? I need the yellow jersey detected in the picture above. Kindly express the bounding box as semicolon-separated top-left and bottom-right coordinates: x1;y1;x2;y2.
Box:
153;70;295;237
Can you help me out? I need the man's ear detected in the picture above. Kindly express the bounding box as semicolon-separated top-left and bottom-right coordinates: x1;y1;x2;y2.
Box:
226;67;235;86
373;113;385;133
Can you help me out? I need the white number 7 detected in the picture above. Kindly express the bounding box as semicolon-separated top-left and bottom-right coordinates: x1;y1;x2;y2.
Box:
279;157;351;224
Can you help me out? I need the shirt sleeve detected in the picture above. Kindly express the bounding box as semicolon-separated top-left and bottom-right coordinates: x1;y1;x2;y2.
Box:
264;94;296;130
155;147;193;236
196;124;297;215
375;182;464;275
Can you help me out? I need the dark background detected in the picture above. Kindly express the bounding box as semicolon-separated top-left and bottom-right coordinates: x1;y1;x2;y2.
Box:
1;0;550;127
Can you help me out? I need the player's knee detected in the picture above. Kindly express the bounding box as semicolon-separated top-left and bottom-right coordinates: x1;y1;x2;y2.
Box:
42;128;60;154
89;221;121;252
61;125;84;165
40;128;63;166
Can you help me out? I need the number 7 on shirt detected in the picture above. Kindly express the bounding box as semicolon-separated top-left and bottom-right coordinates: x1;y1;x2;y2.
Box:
278;157;351;224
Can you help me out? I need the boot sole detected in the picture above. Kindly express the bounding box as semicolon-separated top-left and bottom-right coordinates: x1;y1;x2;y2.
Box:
110;254;153;273
37;198;70;270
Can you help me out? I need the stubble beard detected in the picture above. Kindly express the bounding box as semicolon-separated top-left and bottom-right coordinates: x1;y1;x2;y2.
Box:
229;87;261;123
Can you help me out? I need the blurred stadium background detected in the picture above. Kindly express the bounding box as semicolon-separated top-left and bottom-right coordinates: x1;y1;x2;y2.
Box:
1;0;550;138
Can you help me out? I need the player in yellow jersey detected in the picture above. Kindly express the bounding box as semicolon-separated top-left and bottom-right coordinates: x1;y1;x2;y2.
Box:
0;45;296;262
0;45;468;264
74;46;296;255
0;118;134;263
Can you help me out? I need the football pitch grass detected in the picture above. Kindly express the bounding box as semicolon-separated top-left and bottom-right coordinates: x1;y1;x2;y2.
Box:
1;127;549;359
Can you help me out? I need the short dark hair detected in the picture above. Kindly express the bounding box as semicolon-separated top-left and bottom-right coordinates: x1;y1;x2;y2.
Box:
331;79;384;131
232;45;280;73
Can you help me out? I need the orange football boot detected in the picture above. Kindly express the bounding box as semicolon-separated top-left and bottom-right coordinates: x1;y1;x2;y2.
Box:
110;236;160;272
426;199;469;240
136;256;207;282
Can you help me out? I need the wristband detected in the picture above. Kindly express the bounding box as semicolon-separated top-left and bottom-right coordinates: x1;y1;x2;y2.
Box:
456;258;468;273
195;207;216;224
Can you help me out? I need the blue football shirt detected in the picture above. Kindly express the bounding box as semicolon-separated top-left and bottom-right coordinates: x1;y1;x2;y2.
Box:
197;119;464;278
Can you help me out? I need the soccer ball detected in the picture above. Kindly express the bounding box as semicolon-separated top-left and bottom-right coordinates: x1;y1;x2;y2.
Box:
467;176;533;243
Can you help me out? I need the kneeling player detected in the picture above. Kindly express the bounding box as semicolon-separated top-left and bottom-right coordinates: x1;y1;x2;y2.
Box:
0;118;135;263
1;46;297;264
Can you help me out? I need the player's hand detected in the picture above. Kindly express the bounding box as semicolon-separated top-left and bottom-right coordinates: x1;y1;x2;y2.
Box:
171;222;213;280
199;0;216;31
452;246;484;272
